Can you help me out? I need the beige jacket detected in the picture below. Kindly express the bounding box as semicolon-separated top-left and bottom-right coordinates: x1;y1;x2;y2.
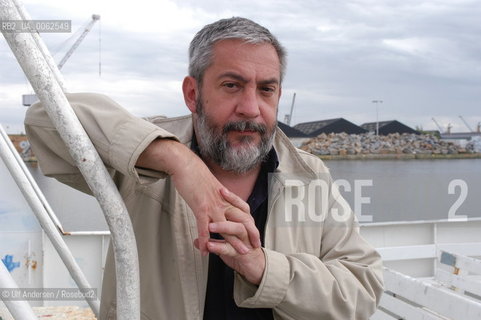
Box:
25;93;383;320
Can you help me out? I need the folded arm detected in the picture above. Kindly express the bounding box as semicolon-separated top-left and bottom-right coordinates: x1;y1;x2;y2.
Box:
25;92;260;253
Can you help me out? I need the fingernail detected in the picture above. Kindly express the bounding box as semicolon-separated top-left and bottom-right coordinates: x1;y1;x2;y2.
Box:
209;223;217;231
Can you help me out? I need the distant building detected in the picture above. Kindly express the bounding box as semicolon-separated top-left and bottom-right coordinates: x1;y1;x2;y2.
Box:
361;120;419;135
294;118;367;137
277;121;309;147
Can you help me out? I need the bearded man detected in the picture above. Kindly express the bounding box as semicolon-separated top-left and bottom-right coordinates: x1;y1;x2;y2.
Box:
25;17;383;320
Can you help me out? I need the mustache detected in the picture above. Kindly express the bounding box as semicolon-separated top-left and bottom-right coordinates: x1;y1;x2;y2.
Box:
223;121;267;135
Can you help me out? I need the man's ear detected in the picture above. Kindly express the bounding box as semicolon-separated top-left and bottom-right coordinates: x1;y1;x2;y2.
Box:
182;76;198;113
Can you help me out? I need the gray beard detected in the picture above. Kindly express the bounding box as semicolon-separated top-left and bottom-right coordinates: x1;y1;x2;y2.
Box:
194;98;276;174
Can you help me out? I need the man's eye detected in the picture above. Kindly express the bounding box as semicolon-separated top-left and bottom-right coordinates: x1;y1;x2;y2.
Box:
223;83;238;89
260;86;276;95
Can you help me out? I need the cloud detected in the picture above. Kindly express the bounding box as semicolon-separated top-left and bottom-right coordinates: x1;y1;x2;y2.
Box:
1;0;480;133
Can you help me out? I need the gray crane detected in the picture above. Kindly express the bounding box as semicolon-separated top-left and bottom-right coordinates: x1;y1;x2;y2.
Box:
458;115;474;132
22;14;100;106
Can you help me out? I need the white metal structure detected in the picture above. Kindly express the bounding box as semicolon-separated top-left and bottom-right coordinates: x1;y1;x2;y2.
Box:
361;219;481;320
1;0;140;319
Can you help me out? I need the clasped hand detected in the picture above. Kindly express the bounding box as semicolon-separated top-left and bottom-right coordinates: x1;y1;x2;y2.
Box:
138;139;266;285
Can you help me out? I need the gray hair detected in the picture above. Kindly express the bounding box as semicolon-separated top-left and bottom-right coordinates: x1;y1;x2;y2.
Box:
188;17;287;84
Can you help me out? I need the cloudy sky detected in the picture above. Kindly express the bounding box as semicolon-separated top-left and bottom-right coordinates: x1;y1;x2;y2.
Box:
1;0;480;134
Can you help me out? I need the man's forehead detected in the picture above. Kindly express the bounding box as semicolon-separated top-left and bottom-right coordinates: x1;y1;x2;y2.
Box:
209;39;281;80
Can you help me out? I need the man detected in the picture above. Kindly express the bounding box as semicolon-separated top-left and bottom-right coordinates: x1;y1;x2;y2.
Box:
25;17;383;320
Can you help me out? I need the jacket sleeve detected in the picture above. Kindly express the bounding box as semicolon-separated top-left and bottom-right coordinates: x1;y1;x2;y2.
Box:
24;92;178;193
233;174;383;319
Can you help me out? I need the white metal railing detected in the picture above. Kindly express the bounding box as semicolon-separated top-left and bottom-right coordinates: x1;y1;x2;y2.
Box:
0;0;140;319
373;265;481;320
0;124;101;316
436;251;481;298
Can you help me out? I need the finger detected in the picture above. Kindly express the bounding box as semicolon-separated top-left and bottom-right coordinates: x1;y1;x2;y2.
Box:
209;222;250;254
220;188;250;213
225;209;261;248
196;215;210;256
207;240;237;257
209;221;248;238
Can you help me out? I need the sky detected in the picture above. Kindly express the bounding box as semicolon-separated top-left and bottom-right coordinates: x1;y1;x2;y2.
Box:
1;0;480;134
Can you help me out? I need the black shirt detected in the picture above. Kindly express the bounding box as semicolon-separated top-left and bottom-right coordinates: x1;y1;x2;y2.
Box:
191;136;278;320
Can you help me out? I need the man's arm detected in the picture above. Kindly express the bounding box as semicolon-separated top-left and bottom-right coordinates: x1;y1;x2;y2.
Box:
25;92;260;254
137;139;261;254
230;187;383;320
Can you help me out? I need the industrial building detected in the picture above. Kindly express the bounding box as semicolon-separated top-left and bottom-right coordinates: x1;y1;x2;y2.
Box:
294;118;367;136
361;120;419;135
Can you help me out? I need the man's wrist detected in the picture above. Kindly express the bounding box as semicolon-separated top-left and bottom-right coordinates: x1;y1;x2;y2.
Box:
243;247;266;285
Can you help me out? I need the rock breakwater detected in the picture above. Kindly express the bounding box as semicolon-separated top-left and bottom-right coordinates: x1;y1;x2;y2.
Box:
300;133;479;156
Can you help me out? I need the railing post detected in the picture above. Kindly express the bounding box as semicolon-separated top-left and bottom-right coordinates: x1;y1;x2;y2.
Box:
0;1;140;319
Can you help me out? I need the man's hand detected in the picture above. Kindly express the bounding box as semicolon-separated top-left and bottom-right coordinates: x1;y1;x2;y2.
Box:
196;189;266;285
137;139;261;255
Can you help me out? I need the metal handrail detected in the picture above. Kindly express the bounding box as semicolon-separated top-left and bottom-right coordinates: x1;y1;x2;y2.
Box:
0;124;101;316
0;0;140;319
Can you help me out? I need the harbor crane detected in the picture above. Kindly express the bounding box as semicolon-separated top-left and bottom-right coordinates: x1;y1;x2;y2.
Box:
22;14;101;106
57;14;100;70
458;115;474;132
432;117;452;134
283;92;296;126
431;117;444;133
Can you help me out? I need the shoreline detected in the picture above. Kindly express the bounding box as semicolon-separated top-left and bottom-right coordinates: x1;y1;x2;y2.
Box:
319;153;481;160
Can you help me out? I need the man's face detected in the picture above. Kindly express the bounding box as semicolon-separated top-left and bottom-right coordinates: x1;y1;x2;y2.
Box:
193;39;281;173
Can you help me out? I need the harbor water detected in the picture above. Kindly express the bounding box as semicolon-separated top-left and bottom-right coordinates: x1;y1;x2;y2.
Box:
1;159;480;233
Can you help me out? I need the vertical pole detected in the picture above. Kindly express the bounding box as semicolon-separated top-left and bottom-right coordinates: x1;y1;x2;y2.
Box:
0;125;101;316
1;1;140;319
1;256;38;320
372;100;383;136
288;92;296;126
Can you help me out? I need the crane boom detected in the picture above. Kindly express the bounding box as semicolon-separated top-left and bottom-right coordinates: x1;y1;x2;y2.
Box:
22;14;101;106
57;14;100;70
458;115;473;132
431;117;444;132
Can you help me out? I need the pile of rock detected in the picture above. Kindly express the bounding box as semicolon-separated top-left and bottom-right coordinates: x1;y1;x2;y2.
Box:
467;136;481;153
300;132;477;156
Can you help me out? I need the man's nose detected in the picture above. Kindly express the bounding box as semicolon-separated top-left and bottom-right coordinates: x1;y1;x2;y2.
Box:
235;88;261;118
